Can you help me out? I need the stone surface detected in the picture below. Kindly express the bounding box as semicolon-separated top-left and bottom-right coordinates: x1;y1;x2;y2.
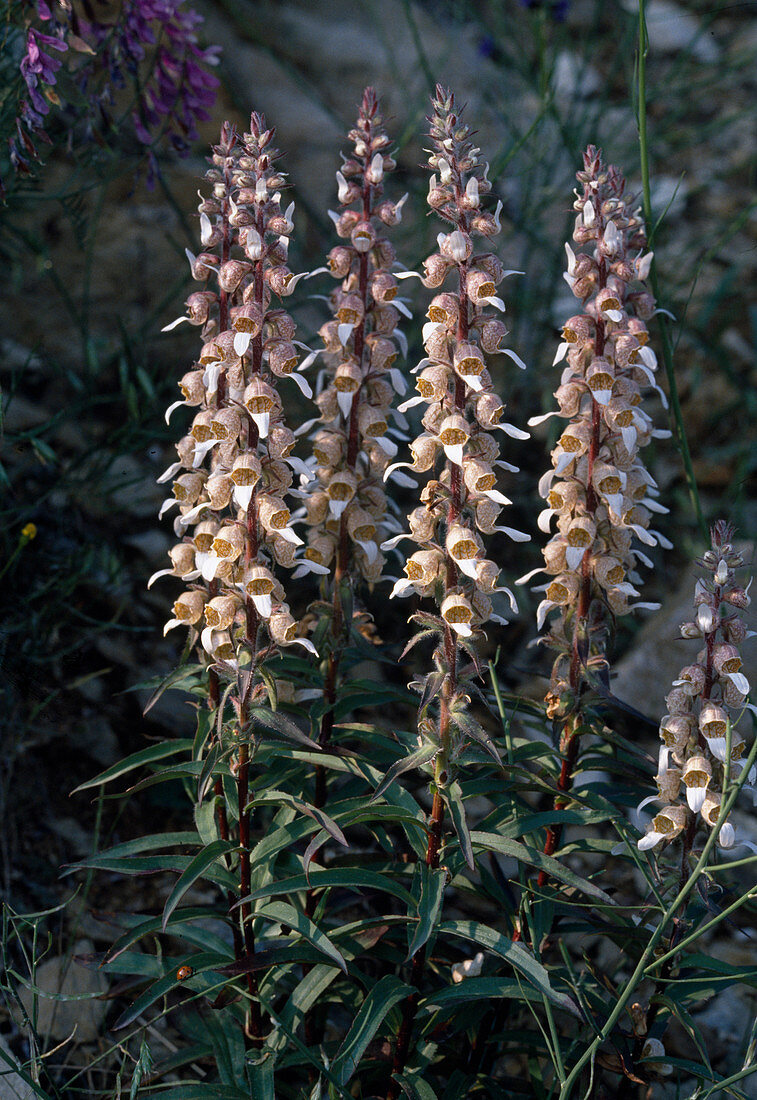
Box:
649;174;690;222
611;541;756;721
621;0;721;61
0;1037;36;1100
18;940;108;1043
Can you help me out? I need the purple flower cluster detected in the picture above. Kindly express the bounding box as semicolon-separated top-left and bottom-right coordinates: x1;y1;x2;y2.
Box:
80;1;220;157
6;0;220;187
11;14;67;174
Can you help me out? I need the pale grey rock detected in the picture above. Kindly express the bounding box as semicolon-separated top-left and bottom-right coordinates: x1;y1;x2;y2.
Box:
0;1036;37;1100
0;339;44;376
102;453;163;519
76;715;120;766
611;542;756;721
197;0;533;216
551;51;601;100
621;0;721;61
123;529;172;562
18;940;108;1043
650;174;689;221
50;816;92;858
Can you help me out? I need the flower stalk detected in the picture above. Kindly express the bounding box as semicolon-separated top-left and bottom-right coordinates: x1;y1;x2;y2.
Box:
520;145;669;882
383;84;529;1097
301;86;408;805
638;521;753;858
153;114;319;1045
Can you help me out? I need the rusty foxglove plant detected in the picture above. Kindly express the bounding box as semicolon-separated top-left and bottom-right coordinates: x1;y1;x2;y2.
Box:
639;521;755;854
382;85;529;1097
518;144;671;865
150;114;321;1044
296;87;408;804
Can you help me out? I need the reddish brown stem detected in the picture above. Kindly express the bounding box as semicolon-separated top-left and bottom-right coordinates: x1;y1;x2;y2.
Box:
386;782;447;1100
237;741;262;1044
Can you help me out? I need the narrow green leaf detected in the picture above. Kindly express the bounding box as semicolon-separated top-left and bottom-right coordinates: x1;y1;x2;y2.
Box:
255;901;348;974
417;671;445;714
407;867;446;961
74;831;198;863
440;920;580;1018
254;789;348;848
195;799;220;847
104;907;234;965
394;1073;439;1100
420;976;544;1014
242;868;414;908
197;741;222;803
304;828;330;876
141;1087;249;1099
470;831;615;905
71;740;193;792
445;782;474;871
142;665;204;716
201;1010;244;1085
332;975;413;1085
67;853;235;891
113;971;180;1031
451;711;502;767
264;964;340;1055
249;706;320;749
192;707;214;760
162;840;236;931
247;1051;275;1099
371;742;438;804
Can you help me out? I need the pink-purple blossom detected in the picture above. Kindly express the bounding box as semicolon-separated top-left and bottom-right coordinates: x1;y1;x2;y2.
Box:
6;0;220;187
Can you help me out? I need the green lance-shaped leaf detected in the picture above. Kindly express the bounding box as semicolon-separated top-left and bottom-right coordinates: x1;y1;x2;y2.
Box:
450;710;502;767
420;976;546;1016
247;1054;276;1100
470;831;615;905
263;964;340;1056
254;901;348;974
371;742;438;804
440;920;581;1018
445;780;474;871
248;705;320;749
242;868;415;909
104;907;233;965
197;740;223;803
140;663;206;716
71;739;194;792
253;789;348;849
195;799;220;847
332;975;414;1086
162;839;236;931
407;866;446;961
113;952;231;1029
138;1087;250;1099
393;1074;439;1100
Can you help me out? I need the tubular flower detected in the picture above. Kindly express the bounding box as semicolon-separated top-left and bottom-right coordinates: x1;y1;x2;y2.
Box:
520;145;669;687
153;116;318;675
384;85;528;638
638;522;755;853
300;87;407;588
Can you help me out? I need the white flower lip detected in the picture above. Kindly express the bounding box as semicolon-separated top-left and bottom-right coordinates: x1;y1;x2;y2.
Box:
162;315;191;332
